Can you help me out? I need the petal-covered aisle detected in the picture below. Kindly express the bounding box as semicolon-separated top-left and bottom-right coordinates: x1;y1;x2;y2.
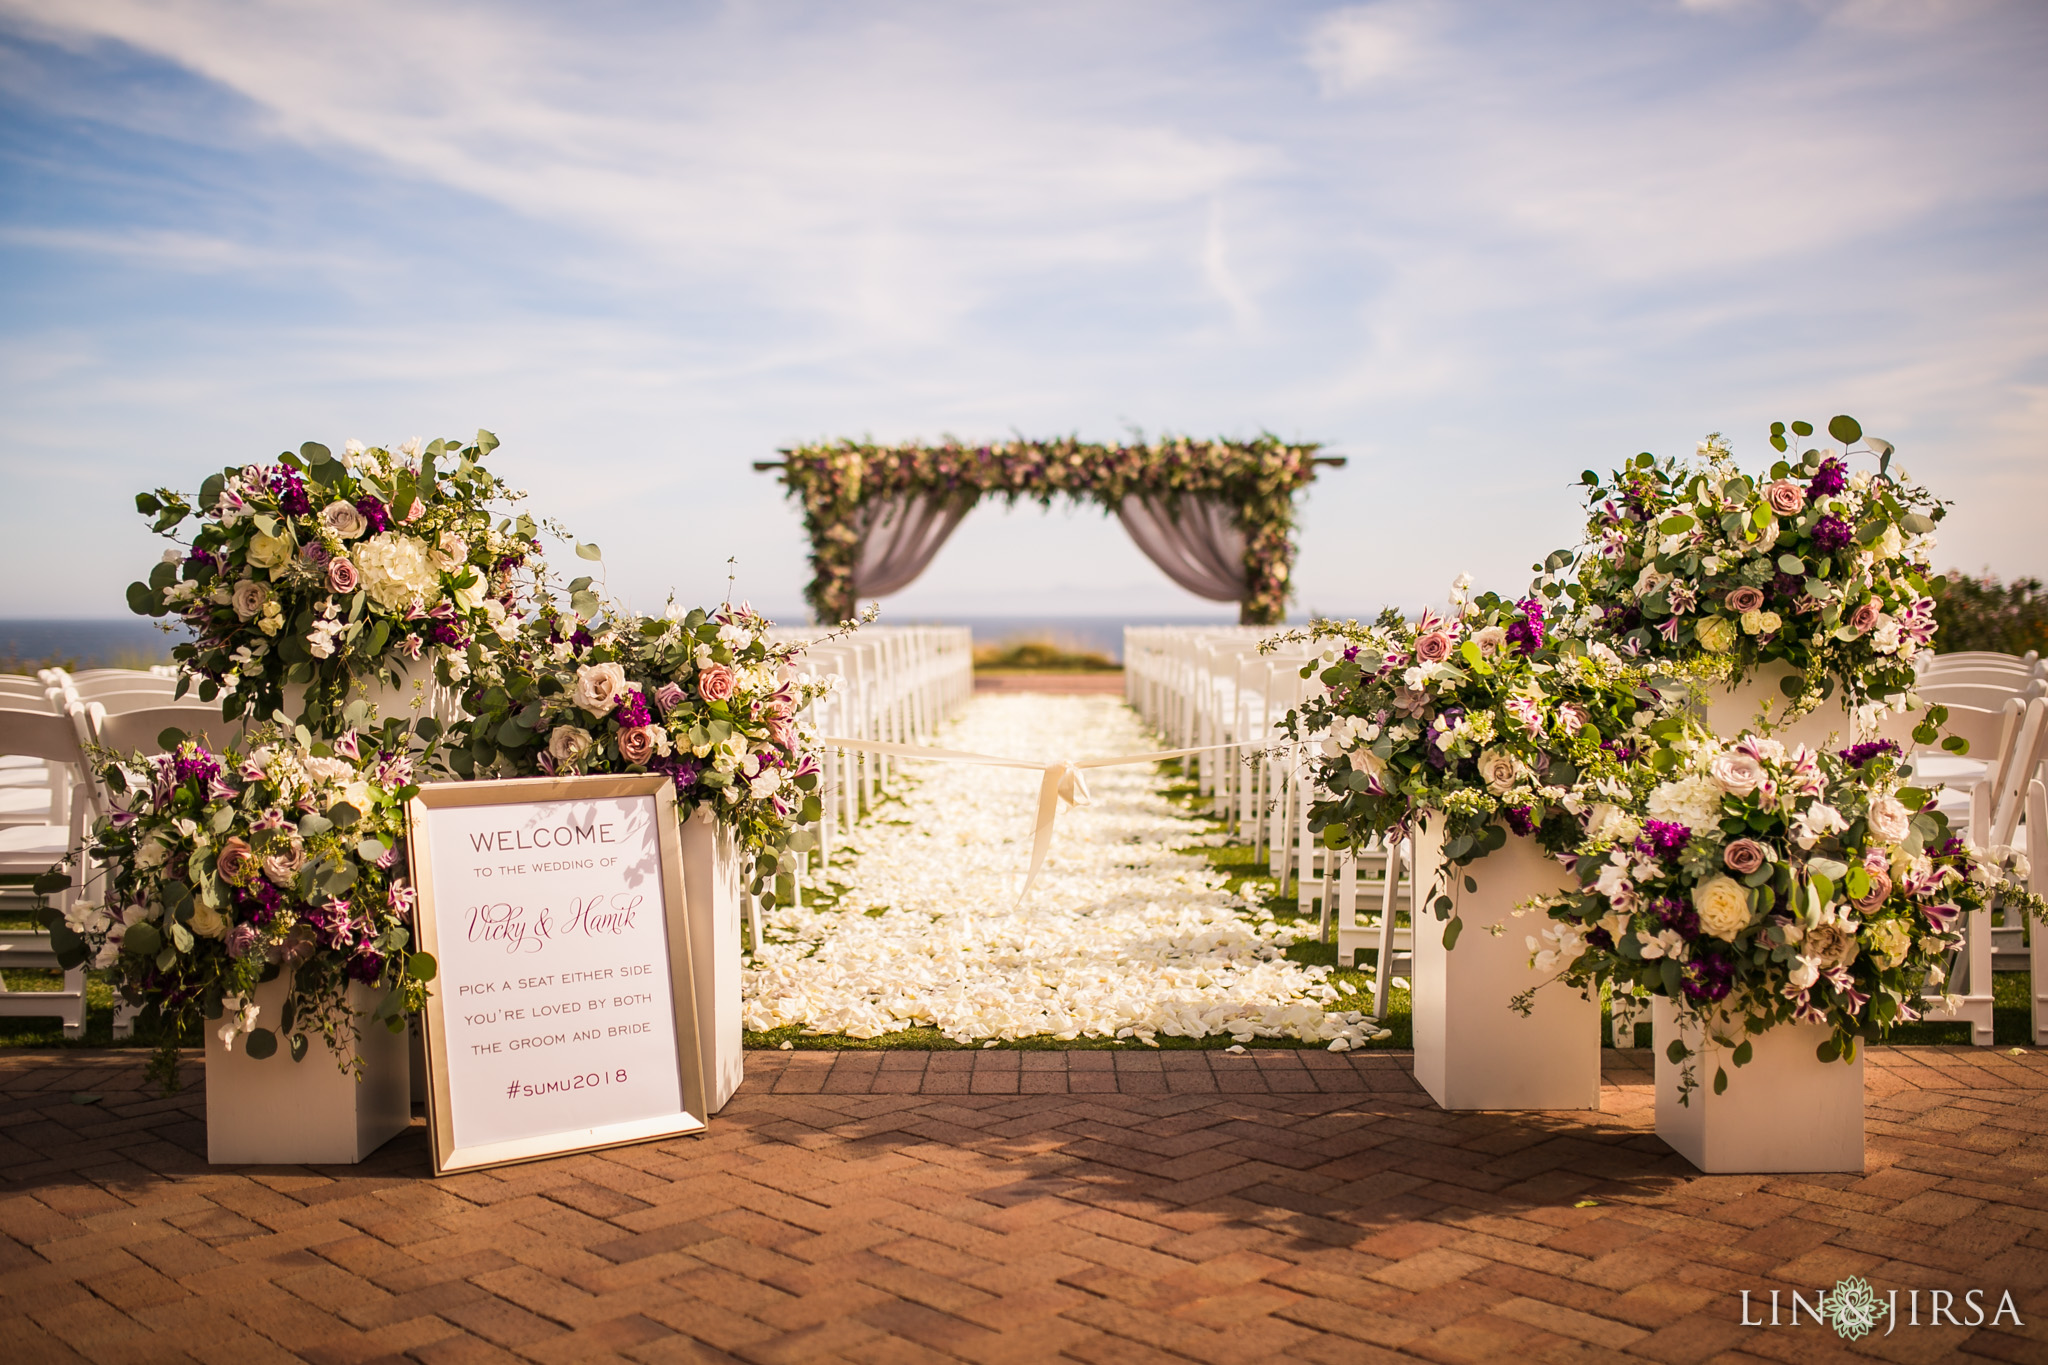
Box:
743;693;1384;1048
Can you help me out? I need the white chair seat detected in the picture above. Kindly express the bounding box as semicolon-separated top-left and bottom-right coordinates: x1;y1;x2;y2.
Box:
0;822;71;859
1912;755;1990;787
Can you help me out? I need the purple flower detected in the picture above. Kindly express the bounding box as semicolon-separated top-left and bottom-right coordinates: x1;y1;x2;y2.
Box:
1502;804;1534;837
1342;645;1360;662
569;625;595;650
226;924;260;959
349;951;385;984
169;741;223;788
654;682;686;714
1812;514;1854;552
1654;895;1700;939
651;754;701;796
269;466;312;516
1504;597;1546;655
1839;739;1900;769
1637;820;1692;859
354;496;391;534
613;687;653;729
1808;456;1847;499
1681;952;1734;1004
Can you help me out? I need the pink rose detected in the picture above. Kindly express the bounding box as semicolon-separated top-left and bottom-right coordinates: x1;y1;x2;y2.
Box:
1709;751;1765;796
1765;479;1806;516
1851;866;1893;912
327;557;360;593
697;664;737;702
617;726;657;766
1724;586;1765;614
1723;838;1767;875
1414;632;1453;664
654;682;686;714
1848;602;1879;634
216;837;257;886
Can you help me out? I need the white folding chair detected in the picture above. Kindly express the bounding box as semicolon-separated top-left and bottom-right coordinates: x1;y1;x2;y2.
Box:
0;705;98;1039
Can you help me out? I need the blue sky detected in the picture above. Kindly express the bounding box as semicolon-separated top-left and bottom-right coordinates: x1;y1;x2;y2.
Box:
1;0;2043;623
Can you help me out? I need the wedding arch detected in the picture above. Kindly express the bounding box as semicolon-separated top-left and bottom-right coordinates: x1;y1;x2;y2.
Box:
757;435;1344;625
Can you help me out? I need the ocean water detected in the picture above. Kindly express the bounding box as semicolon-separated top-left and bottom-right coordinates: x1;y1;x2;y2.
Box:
891;613;1318;662
0;619;185;671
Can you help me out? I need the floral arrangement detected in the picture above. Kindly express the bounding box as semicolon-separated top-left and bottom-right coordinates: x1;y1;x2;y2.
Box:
130;432;543;733
1522;722;2041;1098
1548;415;1944;714
776;435;1331;625
1273;581;1664;944
454;597;836;900
40;719;438;1090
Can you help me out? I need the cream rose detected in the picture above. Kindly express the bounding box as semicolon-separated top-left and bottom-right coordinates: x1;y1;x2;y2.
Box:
1693;875;1752;941
354;533;439;612
548;725;594;767
245;531;292;572
1709;751;1765;797
188;902;229;940
321;500;369;540
1695;616;1738;653
1867;795;1911;844
573;662;628;715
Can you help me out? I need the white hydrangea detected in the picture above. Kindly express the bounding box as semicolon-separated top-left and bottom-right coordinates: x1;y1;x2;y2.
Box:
1647;773;1725;834
354;532;440;612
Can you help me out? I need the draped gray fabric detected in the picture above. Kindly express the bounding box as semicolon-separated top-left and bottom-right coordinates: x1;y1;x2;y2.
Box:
851;491;976;598
1115;494;1246;602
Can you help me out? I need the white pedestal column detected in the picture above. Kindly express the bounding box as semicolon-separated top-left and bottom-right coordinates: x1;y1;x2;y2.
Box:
1701;661;1855;750
682;812;745;1113
1409;820;1601;1111
205;977;411;1164
1651;997;1865;1173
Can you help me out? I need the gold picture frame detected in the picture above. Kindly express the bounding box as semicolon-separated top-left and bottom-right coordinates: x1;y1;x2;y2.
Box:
407;773;708;1176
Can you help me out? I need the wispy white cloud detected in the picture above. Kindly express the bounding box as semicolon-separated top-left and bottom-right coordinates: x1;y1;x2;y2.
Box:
0;0;2043;618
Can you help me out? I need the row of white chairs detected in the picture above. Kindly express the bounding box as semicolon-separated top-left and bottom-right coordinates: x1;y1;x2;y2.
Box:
763;627;975;925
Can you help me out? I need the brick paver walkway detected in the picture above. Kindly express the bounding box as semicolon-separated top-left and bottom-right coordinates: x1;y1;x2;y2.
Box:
4;1046;2046;1364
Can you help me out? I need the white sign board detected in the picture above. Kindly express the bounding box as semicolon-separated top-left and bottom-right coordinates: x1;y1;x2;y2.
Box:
408;775;707;1174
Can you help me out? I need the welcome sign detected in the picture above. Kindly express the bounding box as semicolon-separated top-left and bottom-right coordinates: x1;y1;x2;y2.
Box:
407;775;708;1175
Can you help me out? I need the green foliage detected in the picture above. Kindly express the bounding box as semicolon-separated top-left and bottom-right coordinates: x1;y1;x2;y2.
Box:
1930;569;2048;657
774;436;1330;626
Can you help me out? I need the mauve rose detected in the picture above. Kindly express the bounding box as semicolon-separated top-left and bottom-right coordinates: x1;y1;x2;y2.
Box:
1765;479;1805;516
262;841;307;887
654;682;686;714
231;579;268;621
226;924;261;960
321;500;368;539
1723;838;1767;875
1414;632;1453;664
617;725;657;766
697;664;737;702
1851;866;1893;911
327;556;359;593
1849;602;1880;633
1724;586;1765;614
216;836;257;886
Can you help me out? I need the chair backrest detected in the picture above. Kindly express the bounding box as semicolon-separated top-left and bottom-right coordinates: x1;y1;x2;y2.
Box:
1920;665;2044;689
87;703;242;759
71;687;192;716
1919;679;2045;713
1924;650;2040;672
0;705;93;826
62;672;182;703
1986;697;2048;850
0;677;55;708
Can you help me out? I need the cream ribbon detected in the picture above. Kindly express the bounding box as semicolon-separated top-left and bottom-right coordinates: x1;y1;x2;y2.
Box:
818;736;1231;901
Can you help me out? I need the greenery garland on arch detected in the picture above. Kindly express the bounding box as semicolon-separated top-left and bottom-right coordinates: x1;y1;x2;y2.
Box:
772;435;1330;625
